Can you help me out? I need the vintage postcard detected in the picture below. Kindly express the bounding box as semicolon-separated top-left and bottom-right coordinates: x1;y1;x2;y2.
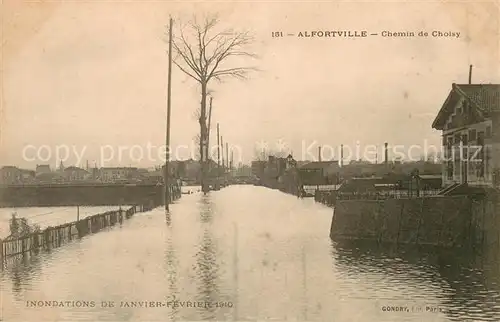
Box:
1;0;499;321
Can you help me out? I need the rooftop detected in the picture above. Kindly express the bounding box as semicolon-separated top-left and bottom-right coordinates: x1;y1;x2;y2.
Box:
432;83;500;130
300;161;339;169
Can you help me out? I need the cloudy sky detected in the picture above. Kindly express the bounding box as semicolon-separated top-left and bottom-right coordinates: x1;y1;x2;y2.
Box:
1;0;499;169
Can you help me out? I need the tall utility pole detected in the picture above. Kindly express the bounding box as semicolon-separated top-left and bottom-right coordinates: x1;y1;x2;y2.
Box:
164;17;173;211
226;143;229;170
217;123;221;175
221;136;225;173
207;97;213;149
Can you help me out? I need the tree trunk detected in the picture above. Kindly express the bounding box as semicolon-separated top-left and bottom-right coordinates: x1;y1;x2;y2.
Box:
200;81;209;193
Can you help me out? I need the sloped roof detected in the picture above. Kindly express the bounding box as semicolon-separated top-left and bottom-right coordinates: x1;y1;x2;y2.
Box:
457;84;500;112
1;166;18;170
432;83;500;130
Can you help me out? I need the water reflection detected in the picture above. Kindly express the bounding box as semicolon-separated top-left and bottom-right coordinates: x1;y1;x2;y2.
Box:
198;194;214;224
332;240;500;321
164;224;179;321
194;195;219;320
4;253;42;299
165;208;172;227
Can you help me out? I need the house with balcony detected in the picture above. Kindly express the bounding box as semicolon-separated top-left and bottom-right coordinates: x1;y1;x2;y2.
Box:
432;83;500;189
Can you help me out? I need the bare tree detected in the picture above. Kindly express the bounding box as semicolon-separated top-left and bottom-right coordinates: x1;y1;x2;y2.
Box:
170;14;257;192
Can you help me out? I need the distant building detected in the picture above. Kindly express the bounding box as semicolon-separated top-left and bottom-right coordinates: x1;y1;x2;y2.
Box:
233;164;253;177
285;154;297;169
0;166;35;184
36;172;64;184
19;169;35;182
183;159;201;181
36;164;51;176
263;156;287;179
298;161;340;185
432;83;500;188
63;166;89;181
147;169;164;183
0;166;21;184
58;160;65;173
99;167;139;182
251;160;266;178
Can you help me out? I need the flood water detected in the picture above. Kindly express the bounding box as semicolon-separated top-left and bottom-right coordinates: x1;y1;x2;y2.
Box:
1;185;499;321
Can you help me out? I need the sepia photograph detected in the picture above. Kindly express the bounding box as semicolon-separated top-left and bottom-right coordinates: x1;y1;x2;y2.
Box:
0;0;499;321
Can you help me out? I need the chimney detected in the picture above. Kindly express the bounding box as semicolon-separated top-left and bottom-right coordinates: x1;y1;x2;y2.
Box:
340;144;344;167
384;142;389;165
469;64;473;84
318;146;322;162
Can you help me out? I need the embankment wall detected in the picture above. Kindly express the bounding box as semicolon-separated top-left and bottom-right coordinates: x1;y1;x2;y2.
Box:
330;195;500;248
0;184;181;207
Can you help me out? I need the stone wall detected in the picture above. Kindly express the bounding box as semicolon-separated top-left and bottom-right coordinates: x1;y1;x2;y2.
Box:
331;194;499;248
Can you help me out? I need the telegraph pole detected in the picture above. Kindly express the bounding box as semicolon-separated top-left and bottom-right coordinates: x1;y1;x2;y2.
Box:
217;123;221;176
164;17;173;211
221;136;225;173
226;143;229;170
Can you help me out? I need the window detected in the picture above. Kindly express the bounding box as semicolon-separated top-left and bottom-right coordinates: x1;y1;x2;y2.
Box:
462;100;469;114
486;126;492;139
478;132;485;178
462;134;468;145
469;129;477;141
478;132;485;145
447;161;454;180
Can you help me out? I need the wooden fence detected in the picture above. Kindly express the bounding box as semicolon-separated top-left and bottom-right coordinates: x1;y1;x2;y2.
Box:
0;203;155;267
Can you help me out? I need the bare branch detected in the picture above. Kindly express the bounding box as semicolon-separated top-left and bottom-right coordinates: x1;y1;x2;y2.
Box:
172;59;201;82
172;31;202;78
211;67;258;78
168;15;257;85
192;108;201;121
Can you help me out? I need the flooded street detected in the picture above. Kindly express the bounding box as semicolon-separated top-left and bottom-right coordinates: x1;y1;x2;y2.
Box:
1;185;499;321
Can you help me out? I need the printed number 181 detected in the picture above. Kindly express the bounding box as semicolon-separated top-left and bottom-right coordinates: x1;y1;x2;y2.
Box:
272;32;284;37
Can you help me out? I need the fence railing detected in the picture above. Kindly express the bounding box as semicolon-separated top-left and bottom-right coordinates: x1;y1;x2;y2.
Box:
336;189;441;200
315;189;441;207
0;203;157;266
